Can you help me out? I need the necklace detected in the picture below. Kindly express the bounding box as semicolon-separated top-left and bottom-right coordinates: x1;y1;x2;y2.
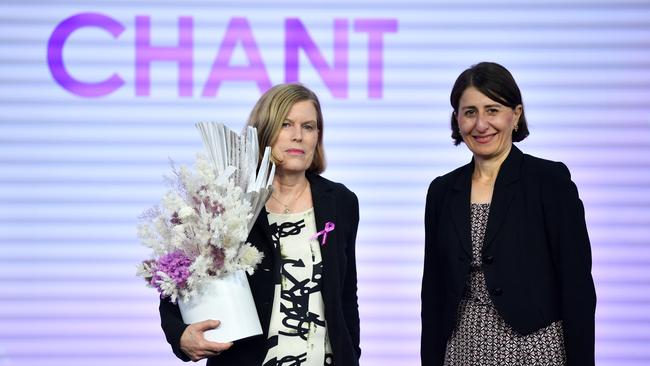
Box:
270;181;309;214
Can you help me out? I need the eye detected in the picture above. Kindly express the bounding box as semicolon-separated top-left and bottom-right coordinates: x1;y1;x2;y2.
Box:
487;108;499;115
463;109;476;117
302;123;316;131
281;121;291;128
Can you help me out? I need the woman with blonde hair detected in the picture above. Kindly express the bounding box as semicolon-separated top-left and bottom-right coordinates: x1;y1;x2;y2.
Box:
159;83;361;366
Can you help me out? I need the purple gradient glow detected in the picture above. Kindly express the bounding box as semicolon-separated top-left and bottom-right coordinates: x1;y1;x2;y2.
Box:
4;2;650;366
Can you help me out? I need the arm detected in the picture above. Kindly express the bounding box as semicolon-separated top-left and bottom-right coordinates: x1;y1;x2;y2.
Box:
543;163;596;366
421;178;446;366
341;191;361;358
159;299;192;361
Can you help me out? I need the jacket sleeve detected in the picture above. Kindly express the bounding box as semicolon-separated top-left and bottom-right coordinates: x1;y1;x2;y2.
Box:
159;298;192;362
342;191;361;359
421;178;446;366
543;162;596;366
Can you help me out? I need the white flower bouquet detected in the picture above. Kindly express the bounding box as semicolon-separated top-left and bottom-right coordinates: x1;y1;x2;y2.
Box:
137;122;274;342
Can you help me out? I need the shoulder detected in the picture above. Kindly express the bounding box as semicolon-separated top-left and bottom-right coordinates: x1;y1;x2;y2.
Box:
519;151;581;204
309;173;358;204
521;152;572;183
433;164;466;183
426;163;466;197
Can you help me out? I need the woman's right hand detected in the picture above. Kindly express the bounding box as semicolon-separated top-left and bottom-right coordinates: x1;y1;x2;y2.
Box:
179;319;233;361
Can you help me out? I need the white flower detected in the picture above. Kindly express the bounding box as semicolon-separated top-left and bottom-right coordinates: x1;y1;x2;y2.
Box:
178;206;196;222
238;243;264;273
136;261;156;280
195;153;217;182
155;272;180;303
137;152;266;302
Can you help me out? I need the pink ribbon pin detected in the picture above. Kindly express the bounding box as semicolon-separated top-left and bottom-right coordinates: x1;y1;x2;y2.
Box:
310;221;335;246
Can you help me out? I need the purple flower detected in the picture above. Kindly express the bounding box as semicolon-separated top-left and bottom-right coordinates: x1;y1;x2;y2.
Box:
170;211;182;225
151;250;192;295
192;187;225;216
212;247;225;272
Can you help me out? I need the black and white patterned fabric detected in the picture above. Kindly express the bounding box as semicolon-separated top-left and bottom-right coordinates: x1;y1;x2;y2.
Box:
444;203;567;366
263;208;334;366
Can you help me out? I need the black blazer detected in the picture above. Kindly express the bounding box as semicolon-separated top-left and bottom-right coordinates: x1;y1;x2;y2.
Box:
159;173;361;365
421;145;596;366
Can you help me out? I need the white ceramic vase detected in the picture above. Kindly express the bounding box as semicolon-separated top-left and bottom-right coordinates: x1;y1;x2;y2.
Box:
178;270;262;342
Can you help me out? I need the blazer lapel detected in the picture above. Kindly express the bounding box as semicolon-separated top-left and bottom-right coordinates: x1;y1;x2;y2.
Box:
252;209;279;280
307;174;338;301
483;145;522;250
450;162;474;256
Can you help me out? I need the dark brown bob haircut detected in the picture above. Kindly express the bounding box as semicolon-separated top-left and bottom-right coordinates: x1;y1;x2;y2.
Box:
449;62;529;146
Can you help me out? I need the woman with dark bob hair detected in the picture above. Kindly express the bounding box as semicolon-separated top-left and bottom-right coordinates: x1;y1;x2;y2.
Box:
421;62;596;366
159;83;361;365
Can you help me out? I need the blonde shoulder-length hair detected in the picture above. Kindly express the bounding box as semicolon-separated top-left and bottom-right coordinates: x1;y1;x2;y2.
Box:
247;83;326;174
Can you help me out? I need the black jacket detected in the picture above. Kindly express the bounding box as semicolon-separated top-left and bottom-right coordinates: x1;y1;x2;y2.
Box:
160;173;361;365
421;145;596;366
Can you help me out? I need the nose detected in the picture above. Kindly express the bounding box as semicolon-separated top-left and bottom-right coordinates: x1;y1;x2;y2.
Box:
291;124;303;142
475;112;490;132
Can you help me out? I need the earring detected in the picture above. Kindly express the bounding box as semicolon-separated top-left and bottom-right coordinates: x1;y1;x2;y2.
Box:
513;124;519;132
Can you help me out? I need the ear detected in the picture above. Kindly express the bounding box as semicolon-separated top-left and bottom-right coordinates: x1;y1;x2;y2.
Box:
512;104;523;125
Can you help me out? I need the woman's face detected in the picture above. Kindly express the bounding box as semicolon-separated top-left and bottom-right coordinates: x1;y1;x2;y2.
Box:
271;100;319;175
456;86;522;161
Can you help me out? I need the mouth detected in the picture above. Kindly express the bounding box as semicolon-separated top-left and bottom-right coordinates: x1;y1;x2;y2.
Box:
472;133;497;144
285;148;305;155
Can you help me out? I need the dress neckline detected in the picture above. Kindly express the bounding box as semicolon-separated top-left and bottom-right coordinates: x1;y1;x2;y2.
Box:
267;207;314;217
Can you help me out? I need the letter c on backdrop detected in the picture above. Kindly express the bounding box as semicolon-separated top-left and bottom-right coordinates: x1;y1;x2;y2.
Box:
47;12;125;97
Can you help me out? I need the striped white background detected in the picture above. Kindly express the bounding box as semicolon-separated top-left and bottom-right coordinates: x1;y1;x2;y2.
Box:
1;0;650;365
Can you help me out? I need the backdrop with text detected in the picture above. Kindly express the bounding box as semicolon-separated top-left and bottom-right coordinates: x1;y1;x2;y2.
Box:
1;0;650;365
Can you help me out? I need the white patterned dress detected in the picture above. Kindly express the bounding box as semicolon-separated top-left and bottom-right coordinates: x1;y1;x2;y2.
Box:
444;203;567;366
263;208;334;366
